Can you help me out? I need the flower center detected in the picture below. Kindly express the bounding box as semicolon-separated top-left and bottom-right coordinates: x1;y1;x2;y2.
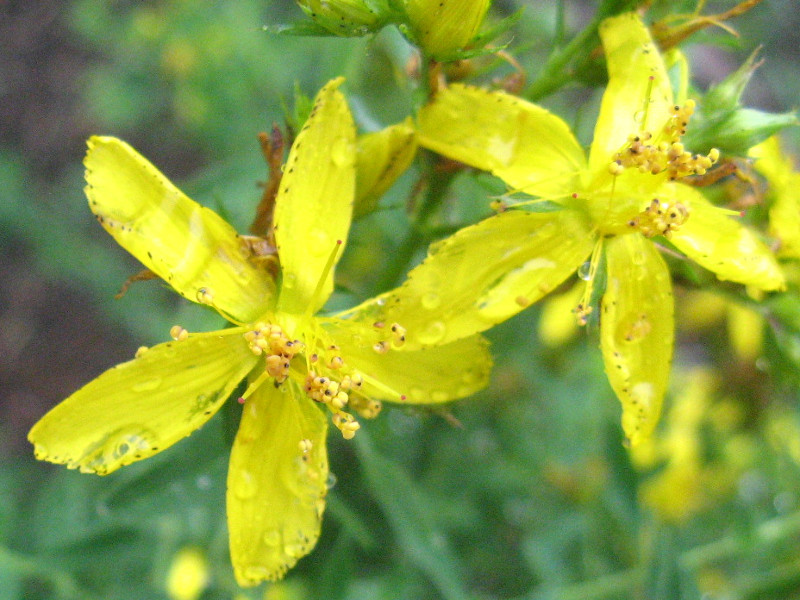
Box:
240;320;397;440
608;100;720;181
627;198;689;238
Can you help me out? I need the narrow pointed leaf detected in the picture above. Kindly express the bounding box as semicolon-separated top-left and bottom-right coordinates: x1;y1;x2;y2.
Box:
274;77;356;314
601;234;673;447
417;84;585;199
28;329;258;475
227;382;328;586
85;136;276;324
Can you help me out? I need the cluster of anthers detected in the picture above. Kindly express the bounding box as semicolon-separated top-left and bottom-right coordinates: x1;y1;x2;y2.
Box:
608;100;720;181
627;197;689;238
238;319;407;440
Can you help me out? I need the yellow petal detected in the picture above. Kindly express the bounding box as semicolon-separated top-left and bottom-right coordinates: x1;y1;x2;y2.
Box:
404;0;490;59
668;184;785;291
538;283;582;347
325;316;492;403
590;12;673;174
354;119;417;218
85;136;276;324
751;137;800;258
417;84;585;199
727;302;763;362
601;234;673;447
274;78;356;315
227;382;328;585
350;209;594;350
28;329;258;475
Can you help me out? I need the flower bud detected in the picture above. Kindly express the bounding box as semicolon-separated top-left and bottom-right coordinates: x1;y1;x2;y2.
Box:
404;0;491;60
354;119;417;218
296;0;391;36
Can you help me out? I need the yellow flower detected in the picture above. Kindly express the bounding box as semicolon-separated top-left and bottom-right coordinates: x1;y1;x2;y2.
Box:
368;13;784;446
28;78;491;585
166;547;209;600
750;135;800;259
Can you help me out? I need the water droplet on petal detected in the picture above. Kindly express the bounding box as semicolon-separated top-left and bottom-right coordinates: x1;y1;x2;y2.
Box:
421;292;441;310
409;387;426;402
325;472;337;490
262;529;281;547
330;137;354;167
431;390;448;402
417;321;446;345
284;543;305;559
132;377;162;392
234;470;258;500
577;261;592;281
309;228;332;255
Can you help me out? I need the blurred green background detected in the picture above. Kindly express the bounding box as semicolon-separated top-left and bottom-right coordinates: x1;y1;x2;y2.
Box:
3;1;800;598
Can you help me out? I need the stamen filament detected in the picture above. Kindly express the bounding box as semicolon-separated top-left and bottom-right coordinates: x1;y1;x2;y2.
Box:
304;240;343;322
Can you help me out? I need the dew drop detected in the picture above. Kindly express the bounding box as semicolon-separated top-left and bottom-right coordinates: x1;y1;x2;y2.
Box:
325;472;337;490
577;261;592;281
262;529;281;547
234;470;258;500
132;377;162;392
431;390;449;402
283;273;297;289
309;228;332;255
462;370;478;385
409;387;426;402
330;137;354;167
417;321;446;345
421;292;441;310
284;543;306;559
243;566;271;581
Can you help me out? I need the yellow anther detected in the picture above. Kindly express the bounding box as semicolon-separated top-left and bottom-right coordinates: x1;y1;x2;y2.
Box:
328;355;344;369
298;438;313;454
169;325;189;341
629;198;690;238
351;397;382;419
373;341;390;354
390;323;407;347
574;302;593;326
333;413;360;440
195;287;214;305
135;346;149;358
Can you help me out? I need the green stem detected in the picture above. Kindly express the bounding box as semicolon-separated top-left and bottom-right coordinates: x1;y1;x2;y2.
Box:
524;14;603;101
371;165;455;293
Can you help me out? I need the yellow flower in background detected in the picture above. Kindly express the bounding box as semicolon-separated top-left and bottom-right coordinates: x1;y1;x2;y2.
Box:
166;547;209;600
368;12;783;446
28;78;491;586
750;135;800;259
631;369;749;523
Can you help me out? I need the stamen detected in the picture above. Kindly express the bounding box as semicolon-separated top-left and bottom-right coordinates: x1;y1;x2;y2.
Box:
609;99;718;181
238;370;271;403
575;239;604;327
169;325;189;341
135;346;149;358
304;240;343;321
628;197;689;238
